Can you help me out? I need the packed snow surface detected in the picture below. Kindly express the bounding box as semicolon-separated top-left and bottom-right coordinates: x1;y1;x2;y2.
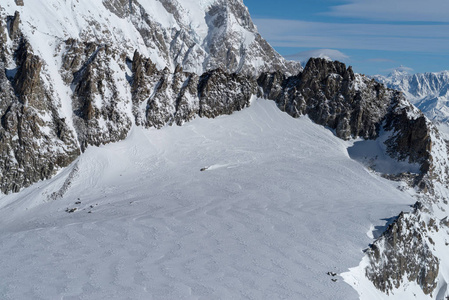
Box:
0;100;416;299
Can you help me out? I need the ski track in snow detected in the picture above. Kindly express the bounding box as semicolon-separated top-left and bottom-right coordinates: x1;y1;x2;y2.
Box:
0;100;415;299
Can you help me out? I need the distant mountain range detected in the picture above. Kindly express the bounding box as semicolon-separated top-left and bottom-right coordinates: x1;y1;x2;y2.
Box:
374;69;449;123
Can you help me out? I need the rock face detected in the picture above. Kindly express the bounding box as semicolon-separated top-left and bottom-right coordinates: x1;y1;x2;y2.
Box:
365;210;439;296
0;18;79;193
258;58;432;169
61;39;132;150
198;69;256;118
131;50;256;128
258;59;388;140
7;11;20;39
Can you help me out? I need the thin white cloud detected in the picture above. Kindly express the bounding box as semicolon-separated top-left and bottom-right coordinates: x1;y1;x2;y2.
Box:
253;19;449;53
367;58;396;63
384;65;414;74
327;0;449;22
286;49;349;63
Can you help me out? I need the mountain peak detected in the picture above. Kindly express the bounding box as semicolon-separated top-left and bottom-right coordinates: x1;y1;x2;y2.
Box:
375;68;449;124
387;65;413;77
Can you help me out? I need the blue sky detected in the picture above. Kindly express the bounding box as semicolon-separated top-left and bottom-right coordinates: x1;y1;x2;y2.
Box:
243;0;449;75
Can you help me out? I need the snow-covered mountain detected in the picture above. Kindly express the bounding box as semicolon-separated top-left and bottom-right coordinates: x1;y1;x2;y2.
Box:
0;0;299;194
1;0;449;299
374;70;449;123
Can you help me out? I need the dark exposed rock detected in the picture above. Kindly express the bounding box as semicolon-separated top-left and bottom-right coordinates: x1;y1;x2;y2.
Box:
0;38;79;194
441;217;449;227
172;70;199;125
48;163;79;201
132;51;256;129
62;40;132;150
0;19;6;63
61;38;85;83
131;50;158;101
198;68;256;118
12;41;43;107
384;107;432;173
14;0;24;6
102;0;131;18
7;11;21;40
131;50;166;126
259;58;398;140
365;212;439;296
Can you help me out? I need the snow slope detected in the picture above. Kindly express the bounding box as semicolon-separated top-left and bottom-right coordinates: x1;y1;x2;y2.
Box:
0;99;417;299
1;0;297;76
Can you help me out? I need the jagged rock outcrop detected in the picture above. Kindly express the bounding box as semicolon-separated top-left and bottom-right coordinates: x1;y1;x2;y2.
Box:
7;11;20;40
145;66;199;128
257;58;449;297
258;59;393;141
198;68;256;118
13;41;43;107
0;15;79;193
384;106;432;173
61;39;132;150
133;51;256;128
366;210;439;296
258;58;432;168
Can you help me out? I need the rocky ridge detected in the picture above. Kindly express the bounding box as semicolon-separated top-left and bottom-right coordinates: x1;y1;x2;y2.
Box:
257;58;449;297
365;208;440;296
0;15;80;193
0;0;295;194
258;59;433;172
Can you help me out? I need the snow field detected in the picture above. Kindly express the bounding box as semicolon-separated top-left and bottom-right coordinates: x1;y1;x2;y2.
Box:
0;99;417;299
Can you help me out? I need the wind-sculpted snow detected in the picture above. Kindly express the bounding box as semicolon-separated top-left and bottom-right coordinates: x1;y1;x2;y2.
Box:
0;100;418;299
